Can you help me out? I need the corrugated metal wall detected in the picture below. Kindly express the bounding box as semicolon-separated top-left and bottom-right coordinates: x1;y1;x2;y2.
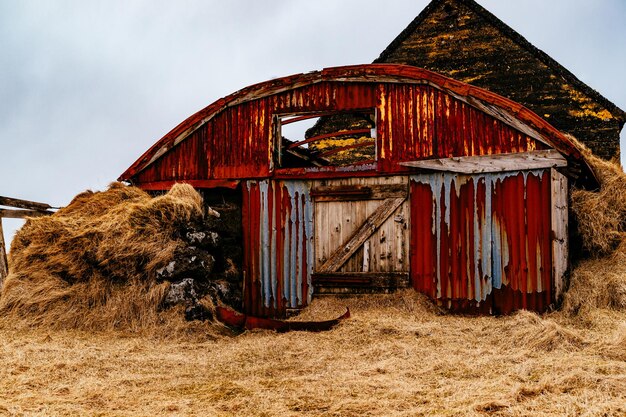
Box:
410;169;552;314
133;81;546;185
242;180;314;317
377;84;546;172
134;83;378;184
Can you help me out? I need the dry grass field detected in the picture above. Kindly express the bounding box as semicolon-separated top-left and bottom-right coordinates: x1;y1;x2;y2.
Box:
1;290;624;417
1;145;625;416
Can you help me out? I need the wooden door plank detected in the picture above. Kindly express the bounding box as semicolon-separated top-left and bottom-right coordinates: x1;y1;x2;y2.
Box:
311;183;407;201
317;197;406;273
0;209;52;219
312;272;410;292
365;198;380;271
0;196;52;211
394;201;407;271
551;169;568;300
362;241;370;272
399;149;567;174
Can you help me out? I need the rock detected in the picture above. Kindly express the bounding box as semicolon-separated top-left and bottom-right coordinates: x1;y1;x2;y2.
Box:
156;248;215;282
155;199;245;314
185;304;213;321
210;279;242;309
184;230;220;248
164;278;197;306
206;206;220;218
156;261;177;280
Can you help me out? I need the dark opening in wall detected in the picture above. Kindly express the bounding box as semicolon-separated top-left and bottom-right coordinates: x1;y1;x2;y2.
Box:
275;109;377;168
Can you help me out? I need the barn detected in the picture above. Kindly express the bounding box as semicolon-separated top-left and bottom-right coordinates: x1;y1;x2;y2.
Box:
119;64;597;317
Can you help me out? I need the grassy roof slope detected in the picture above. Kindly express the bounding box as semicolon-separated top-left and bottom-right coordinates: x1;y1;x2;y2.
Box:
375;0;625;160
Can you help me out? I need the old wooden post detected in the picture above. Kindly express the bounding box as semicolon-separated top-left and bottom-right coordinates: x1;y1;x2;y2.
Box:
0;218;8;287
0;195;56;288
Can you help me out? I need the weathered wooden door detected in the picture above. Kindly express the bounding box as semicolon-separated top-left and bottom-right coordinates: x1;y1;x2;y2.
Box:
311;176;410;293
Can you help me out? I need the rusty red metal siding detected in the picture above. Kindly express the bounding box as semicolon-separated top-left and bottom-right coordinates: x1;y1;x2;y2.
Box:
242;180;313;317
269;83;377;114
136;104;273;183
490;171;552;313
133;82;378;185
208;104;271;179
410;170;552;314
377;84;547;173
135;126;209;183
121;65;592;187
133;80;548;186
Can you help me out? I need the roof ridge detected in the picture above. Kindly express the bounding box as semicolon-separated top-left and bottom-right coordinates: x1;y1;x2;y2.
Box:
375;0;625;125
374;0;445;65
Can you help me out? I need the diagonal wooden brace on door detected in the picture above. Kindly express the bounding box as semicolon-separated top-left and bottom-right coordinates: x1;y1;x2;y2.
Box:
317;197;406;273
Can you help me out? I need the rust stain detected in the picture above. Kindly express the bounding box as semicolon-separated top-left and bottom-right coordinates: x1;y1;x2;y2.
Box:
242;180;313;317
410;170;552;314
120;64;592;187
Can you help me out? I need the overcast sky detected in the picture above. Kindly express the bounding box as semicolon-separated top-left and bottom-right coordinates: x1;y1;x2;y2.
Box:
1;0;625;246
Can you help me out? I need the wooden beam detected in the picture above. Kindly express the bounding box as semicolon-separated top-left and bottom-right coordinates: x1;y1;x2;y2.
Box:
0;209;53;219
312;272;410;295
312;272;409;285
0;196;52;211
0;219;8;286
551;169;569;301
280;112;333;125
399;150;567;174
317;197;406;273
313;273;371;285
311;183;407;202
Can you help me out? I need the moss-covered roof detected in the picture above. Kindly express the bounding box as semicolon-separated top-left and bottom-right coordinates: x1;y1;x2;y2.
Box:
374;0;625;160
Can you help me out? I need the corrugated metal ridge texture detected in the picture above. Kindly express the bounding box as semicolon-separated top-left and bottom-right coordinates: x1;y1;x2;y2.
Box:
242;180;313;317
410;169;552;314
118;64;593;184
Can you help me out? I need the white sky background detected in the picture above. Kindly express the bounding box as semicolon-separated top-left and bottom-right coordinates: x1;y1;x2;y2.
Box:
1;0;625;246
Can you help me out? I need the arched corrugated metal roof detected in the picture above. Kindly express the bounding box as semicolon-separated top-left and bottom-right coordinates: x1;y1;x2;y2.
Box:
119;64;596;186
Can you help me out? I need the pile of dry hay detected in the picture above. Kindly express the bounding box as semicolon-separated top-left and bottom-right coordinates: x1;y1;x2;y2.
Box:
562;145;626;321
0;183;220;334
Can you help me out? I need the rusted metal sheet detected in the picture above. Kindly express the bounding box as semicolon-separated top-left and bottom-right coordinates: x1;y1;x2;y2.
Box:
134;125;209;184
410;169;552;314
242;180;313;317
215;306;350;333
133;79;547;184
135;179;239;191
377;83;547;173
133;82;378;184
120;64;595;188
